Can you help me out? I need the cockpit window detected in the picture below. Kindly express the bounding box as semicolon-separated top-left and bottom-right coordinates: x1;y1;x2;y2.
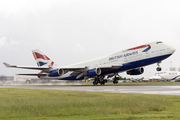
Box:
156;41;163;44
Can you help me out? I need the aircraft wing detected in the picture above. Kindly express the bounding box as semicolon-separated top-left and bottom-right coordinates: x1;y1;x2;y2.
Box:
3;62;50;71
71;64;123;79
4;62;122;70
61;64;122;71
4;62;123;78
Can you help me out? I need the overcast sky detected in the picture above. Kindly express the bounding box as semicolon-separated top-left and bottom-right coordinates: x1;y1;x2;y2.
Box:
1;0;180;78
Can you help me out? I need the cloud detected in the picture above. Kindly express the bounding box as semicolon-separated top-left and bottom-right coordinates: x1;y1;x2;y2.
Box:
75;43;85;53
0;37;21;49
0;37;7;47
0;0;52;18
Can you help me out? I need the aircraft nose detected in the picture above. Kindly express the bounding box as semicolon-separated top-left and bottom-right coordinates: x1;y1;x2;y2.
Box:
159;74;164;78
159;73;166;79
170;46;176;54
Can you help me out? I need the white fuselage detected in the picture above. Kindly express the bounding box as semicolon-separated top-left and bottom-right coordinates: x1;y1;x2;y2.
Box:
160;71;180;80
49;41;175;80
68;42;173;68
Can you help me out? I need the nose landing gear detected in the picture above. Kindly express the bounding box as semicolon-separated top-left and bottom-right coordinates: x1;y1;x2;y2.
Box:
156;61;162;71
156;67;162;71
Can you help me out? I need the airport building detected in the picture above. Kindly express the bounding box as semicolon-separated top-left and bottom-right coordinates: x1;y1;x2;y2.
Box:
0;75;14;83
15;76;37;82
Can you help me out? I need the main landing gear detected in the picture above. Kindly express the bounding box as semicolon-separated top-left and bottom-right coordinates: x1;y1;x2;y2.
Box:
93;76;107;85
113;75;119;84
156;61;162;71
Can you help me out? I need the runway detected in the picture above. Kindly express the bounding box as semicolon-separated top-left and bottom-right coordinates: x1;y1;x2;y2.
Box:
1;84;180;95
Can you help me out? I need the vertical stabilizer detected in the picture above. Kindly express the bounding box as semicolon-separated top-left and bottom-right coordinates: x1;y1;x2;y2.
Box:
32;49;57;67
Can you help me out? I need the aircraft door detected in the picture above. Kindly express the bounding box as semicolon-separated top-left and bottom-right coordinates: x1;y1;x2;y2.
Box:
99;61;102;66
124;57;128;62
146;52;149;57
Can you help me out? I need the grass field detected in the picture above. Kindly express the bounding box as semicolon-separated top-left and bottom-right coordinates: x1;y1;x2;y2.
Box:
0;88;180;120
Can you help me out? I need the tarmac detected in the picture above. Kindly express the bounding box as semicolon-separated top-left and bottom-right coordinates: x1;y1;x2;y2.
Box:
1;84;180;95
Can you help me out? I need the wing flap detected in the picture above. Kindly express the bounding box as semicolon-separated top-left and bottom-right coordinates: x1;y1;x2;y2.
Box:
17;74;47;76
99;64;123;69
61;66;86;71
68;64;123;79
64;64;123;72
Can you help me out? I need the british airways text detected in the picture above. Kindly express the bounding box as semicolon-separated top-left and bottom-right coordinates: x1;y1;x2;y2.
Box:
109;51;138;61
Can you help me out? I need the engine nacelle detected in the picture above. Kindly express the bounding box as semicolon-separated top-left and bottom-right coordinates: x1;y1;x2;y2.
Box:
49;68;64;77
127;67;144;75
86;68;101;77
38;72;43;78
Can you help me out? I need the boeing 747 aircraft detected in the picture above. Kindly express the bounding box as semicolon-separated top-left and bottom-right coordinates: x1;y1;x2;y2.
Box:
3;41;175;85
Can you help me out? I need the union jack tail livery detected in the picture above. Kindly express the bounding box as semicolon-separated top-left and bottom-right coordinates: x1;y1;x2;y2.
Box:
32;49;57;67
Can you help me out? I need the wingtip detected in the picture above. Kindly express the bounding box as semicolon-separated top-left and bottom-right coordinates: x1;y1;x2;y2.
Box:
3;62;11;67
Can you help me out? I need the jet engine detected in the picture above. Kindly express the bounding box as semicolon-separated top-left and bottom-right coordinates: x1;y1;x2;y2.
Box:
49;68;64;77
127;67;144;75
86;68;101;77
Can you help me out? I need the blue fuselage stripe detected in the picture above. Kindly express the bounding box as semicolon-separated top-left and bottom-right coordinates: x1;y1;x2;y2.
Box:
171;75;180;80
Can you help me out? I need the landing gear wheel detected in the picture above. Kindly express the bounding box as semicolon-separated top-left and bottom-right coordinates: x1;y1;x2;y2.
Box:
113;80;118;84
113;81;115;84
93;76;105;85
113;76;119;84
100;79;106;85
156;67;162;71
100;81;105;85
93;81;98;85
